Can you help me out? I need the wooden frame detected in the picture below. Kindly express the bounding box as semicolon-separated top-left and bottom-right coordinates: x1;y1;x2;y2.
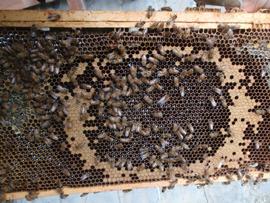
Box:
1;10;270;200
0;10;270;28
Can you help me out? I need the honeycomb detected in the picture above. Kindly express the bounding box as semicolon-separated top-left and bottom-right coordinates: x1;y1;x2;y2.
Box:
0;25;270;198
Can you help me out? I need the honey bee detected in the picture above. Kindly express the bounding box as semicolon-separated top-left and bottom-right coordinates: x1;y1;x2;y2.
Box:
80;193;89;197
254;140;260;150
152;125;160;133
120;138;131;143
49;133;59;141
80;173;90;181
153;52;165;61
180;86;185;97
209;96;217;107
94;67;104;79
207;49;215;59
115;143;124;150
255;109;266;115
174;77;180;87
135;21;146;28
185;133;193;140
82;53;94;60
152;111;163;118
80;103;88;120
157;68;168;77
157;94;170;106
168;67;179;75
44;137;52;146
209;131;219;138
47;13;61;21
146;6;155;19
179;126;187;135
197;73;207;82
141;55;147;66
158;45;167;56
148;57;159;65
50;102;58;113
187;122;194;133
81;83;92;90
62;168;71;177
60;142;67;151
25;191;39;201
254;173;264;185
181;142;190;150
206;38;216;48
161;6;172;11
56;85;68;93
140;127;151;136
140;149;149;160
172;48;182;58
41;120;50;129
217;72;225;82
122;189;132;193
213;87;222;95
193;65;204;74
143;95;153;105
208;119;214;131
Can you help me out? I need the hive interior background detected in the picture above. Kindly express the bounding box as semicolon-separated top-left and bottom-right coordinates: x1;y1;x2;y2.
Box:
0;26;270;193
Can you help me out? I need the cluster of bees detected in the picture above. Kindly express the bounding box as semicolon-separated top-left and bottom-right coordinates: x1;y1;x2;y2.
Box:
0;9;269;201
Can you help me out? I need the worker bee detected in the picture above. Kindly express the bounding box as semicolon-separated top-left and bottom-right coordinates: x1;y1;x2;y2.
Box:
41;120;50;129
157;68;168;77
197;73;207;82
80;103;88;120
187;122;194;133
94;67;104;79
185;133;193;140
158;45;167;56
255;109;266;115
50;102;58;113
172;48;182;58
115;143;124;150
181;142;190;150
143;95;153;105
161;6;172;11
47;13;61;21
193;65;204;74
206;38;216;48
152;125;160;133
140;148;149;160
133;102;144;110
179;126;187;135
62;168;71;177
120;138;131;143
135;21;146;28
168;67;179;75
157;94;170;106
209;131;219;138
80;193;89;197
82;53;94;60
209;96;217;107
146;6;155;19
49;133;59;141
25;191;39;201
207;49;215;59
180;86;185;97
254;140;260;150
152;111;163;118
80;173;90;181
166;14;177;26
148;57;159;65
141;55;147;66
208;119;214;131
153;52;165;61
56;85;68;93
174;77;180;87
168;179;178;190
217;72;225;82
44;137;52;146
213;87;222;95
